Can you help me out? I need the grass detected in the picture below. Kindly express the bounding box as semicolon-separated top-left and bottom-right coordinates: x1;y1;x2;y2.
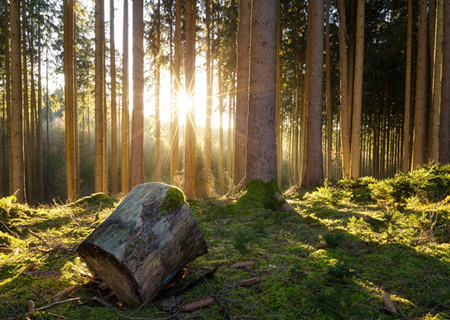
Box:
0;169;449;320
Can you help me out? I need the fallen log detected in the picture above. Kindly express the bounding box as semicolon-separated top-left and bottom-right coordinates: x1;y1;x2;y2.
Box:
77;183;207;306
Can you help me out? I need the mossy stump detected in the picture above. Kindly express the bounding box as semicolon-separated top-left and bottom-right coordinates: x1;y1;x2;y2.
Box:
76;183;207;306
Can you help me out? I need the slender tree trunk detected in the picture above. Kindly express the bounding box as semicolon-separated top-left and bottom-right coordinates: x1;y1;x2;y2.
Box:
227;93;232;184
412;0;428;167
102;49;108;192
10;0;25;202
22;0;31;201
64;0;75;202
155;0;161;181
337;0;350;178
45;45;49;171
4;0;12;195
37;19;44;201
121;0;129;193
429;0;444;163
439;0;450;164
350;0;364;179
184;0;197;198
234;0;250;185
275;0;282;187
301;0;324;187
170;0;181;185
325;0;333;180
402;0;413;172
131;0;144;187
218;67;224;194
110;0;118;194
94;0;104;192
246;0;278;184
30;25;37;201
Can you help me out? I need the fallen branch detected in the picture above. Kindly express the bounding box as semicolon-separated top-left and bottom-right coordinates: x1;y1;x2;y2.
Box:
91;296;113;307
179;297;215;312
31;297;81;314
0;221;20;238
54;285;77;301
0;246;13;254
230;261;255;269
239;277;261;287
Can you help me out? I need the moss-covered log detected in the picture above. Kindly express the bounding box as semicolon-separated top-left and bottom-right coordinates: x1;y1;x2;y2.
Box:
76;183;207;305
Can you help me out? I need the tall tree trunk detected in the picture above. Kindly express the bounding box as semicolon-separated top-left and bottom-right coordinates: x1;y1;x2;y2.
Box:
184;0;197;198
301;0;324;187
170;0;181;185
10;0;25;202
46;45;50;174
412;0;428;168
4;0;12;195
121;0;130;193
429;0;444;163
337;0;350;178
275;0;282;187
155;0;161;181
110;0;118;194
227;93;233;184
102;49;108;192
350;0;364;179
30;25;36;201
64;0;75;202
325;0;333;180
131;0;144;187
37;18;44;201
234;0;250;185
246;0;277;184
402;0;413;172
218;67;224;194
203;0;214;195
94;0;104;192
439;0;450;164
22;0;31;201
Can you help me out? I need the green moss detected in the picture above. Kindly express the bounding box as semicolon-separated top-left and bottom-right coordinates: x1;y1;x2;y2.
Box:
71;192;116;209
237;179;284;210
160;187;186;214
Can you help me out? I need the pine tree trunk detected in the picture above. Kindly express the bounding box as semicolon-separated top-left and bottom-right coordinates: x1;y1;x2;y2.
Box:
439;0;450;164
276;0;282;187
30;25;37;201
95;0;104;192
227;94;232;184
412;0;428;168
402;0;413;172
246;0;278;183
170;0;181;186
325;0;333;180
110;0;118;194
218;66;224;194
10;0;25;202
337;0;350;178
4;0;12;195
184;0;197;198
155;0;161;182
429;0;444;163
37;20;44;201
301;0;324;187
22;0;31;201
234;0;250;185
121;0;130;193
131;0;144;187
350;0;364;179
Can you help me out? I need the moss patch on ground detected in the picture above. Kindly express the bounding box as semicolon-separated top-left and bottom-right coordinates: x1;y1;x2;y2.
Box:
0;168;449;319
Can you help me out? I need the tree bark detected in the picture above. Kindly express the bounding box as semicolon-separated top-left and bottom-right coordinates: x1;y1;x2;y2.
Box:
300;0;324;187
246;0;277;184
22;0;31;201
275;0;282;187
37;17;44;201
155;0;161;182
121;0;130;193
402;0;413;172
4;0;12;195
95;0;104;192
184;0;197;198
131;0;144;187
336;0;350;178
350;0;365;179
429;0;444;163
110;0;118;194
10;0;25;202
439;0;450;164
412;0;428;168
234;0;250;185
325;0;333;180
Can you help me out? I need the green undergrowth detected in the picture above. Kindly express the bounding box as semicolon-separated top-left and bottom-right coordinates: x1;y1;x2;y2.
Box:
0;166;449;319
237;179;285;210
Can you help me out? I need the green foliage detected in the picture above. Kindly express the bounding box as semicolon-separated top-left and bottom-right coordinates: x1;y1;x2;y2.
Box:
303;183;352;208
323;230;346;248
160;187;186;214
237;179;283;210
336;176;377;202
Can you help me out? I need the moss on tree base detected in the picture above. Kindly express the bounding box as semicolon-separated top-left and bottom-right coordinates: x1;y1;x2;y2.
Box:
237;179;289;210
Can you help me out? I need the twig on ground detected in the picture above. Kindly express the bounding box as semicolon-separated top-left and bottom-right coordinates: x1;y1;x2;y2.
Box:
116;311;179;320
31;297;81;314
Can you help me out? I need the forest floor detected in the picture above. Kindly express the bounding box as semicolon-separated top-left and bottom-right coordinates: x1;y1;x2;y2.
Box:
0;167;449;320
